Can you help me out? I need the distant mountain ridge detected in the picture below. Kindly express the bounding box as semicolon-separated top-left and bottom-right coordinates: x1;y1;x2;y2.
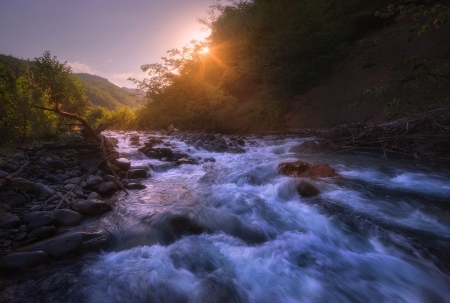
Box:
76;73;139;110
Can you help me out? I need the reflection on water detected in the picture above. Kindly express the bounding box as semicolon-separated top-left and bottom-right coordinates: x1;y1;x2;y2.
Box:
4;132;450;303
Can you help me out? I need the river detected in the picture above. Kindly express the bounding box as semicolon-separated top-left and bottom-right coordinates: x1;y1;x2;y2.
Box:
4;132;450;302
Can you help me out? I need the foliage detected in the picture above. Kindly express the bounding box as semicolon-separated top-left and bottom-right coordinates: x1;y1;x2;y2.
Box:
77;73;140;110
134;0;392;129
86;106;137;130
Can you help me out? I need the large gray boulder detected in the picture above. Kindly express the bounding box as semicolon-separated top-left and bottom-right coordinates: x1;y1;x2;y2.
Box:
113;158;131;171
95;181;118;194
19;231;110;258
0;251;50;273
72;199;111;215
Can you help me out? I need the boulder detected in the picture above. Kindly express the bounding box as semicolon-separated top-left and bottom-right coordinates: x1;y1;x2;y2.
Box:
0;251;50;273
128;169;148;179
175;158;197;165
113;158;131;171
0;213;22;228
289;140;321;153
72;199;111;215
27;226;56;239
296;180;321;197
278;161;339;179
86;175;103;186
87;192;101;200
124;183;146;190
204;157;216;163
95;181;118;194
27;215;55;230
53;209;83;226
129;135;140;142
0;190;27;207
32;183;54;199
19;231;110;258
22;211;52;224
145;147;174;160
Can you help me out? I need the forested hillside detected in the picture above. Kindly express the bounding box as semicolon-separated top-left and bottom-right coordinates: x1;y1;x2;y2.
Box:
132;0;450;132
76;73;139;110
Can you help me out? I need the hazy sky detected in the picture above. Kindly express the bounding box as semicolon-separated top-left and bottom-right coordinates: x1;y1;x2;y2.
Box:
0;0;215;87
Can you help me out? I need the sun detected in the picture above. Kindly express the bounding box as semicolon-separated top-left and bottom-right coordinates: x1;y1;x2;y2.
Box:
200;47;209;54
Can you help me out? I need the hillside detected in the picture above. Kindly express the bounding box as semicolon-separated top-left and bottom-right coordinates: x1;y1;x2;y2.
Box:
76;73;139;110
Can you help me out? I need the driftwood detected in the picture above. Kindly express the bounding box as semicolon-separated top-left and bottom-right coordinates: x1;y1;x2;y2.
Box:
320;107;450;161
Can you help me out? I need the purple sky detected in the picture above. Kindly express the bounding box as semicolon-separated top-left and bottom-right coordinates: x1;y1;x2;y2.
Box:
0;0;215;88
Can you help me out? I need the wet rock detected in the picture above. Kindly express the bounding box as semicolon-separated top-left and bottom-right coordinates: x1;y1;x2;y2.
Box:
22;211;52;224
289;140;321;153
237;139;245;146
278;161;339;179
228;147;245;154
53;209;83;226
72;199;111;215
145;147;174;160
170;216;206;237
86;175;103;186
113;158;131;171
124;183;146;190
204;157;216;163
27;226;56;239
95;181;118;194
0;190;27;207
0;213;22;228
19;231;110;258
129;135;140;142
32;183;54;199
107;137;119;146
27;215;55;230
296;180;321;197
0;251;50;273
128;169;148;179
87;192;101;200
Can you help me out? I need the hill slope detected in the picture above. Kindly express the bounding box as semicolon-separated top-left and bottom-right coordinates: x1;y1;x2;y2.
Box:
76;73;139;110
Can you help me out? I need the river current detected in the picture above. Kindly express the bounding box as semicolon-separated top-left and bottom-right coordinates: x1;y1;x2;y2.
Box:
6;132;450;302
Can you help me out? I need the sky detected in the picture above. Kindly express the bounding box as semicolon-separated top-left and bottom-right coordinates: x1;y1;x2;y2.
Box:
0;0;215;88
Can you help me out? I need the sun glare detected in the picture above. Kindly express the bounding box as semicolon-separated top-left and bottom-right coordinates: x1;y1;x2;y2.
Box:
200;47;209;54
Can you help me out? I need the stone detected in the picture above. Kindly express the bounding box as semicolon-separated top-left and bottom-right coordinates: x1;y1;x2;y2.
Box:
278;161;339;179
27;215;55;230
0;190;27;207
113;158;131;171
2;179;35;191
129;135;140;142
22;211;52;224
95;181;118;194
27;226;56;239
19;231;110;258
12;152;25;159
2;240;11;247
175;158;197;165
0;251;50;273
87;192;101;200
86;175;103;186
32;183;54;199
124;183;146;190
53;209;83;226
289;140;321;153
0;213;22;228
72;199;111;215
128;169;148;179
204;157;216;163
296;180;321;197
145;147;174;159
237;139;245;146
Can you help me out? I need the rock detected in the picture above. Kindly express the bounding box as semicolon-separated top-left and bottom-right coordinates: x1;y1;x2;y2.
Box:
145;147;174;160
86;175;103;186
0;170;8;178
27;226;56;239
237;139;245;146
0;251;50;273
0;213;22;228
296;180;321;197
124;183;146;190
72;199;111;215
128;169;148;179
175;158;197;165
289;140;321;153
113;158;131;171
53;209;83;226
48;160;66;170
22;211;52;224
129;135;140;142
0;190;27;207
1;179;35;191
204;157;216;163
278;161;339;179
32;183;54;199
95;181;118;194
107;137;119;146
2;240;11;247
27;215;55;230
228;147;245;154
87;192;101;200
12;152;25;159
19;231;110;258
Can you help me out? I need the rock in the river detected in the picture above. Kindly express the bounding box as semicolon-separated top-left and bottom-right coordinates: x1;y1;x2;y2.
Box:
32;183;54;199
27;215;55;230
95;181;118;194
72;199;111;215
128;169;148;179
296;180;321;197
27;225;56;239
0;213;22;228
113;158;131;171
124;183;146;190
289;140;321;153
53;209;83;226
145;147;174;160
0;251;50;273
129;135;140;142
19;231;110;258
278;161;339;179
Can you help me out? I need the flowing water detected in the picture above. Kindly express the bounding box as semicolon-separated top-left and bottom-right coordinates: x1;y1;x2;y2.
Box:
4;132;450;303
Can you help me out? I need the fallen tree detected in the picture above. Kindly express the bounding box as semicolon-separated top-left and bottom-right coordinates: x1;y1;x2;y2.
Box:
319;107;450;162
